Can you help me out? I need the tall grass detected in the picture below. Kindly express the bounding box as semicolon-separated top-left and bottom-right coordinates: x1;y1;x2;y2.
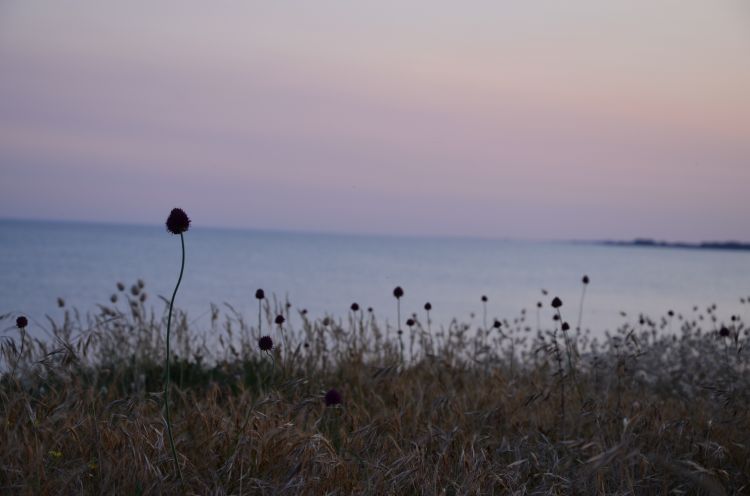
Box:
1;282;749;494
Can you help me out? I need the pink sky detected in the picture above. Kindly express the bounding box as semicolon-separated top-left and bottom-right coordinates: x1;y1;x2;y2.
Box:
1;1;749;241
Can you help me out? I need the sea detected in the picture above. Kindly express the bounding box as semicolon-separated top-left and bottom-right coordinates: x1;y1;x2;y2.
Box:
1;219;749;339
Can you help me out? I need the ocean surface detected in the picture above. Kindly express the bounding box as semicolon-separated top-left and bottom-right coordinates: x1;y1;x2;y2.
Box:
1;219;749;339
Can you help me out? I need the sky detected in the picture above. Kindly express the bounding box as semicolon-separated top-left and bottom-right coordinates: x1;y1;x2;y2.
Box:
1;1;749;241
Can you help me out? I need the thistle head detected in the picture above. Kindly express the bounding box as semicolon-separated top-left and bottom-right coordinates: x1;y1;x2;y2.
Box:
551;297;563;309
562;322;570;331
255;289;265;300
275;315;285;326
582;275;590;285
350;303;360;312
16;316;28;329
258;335;273;351
424;302;432;311
493;320;501;329
406;318;415;327
481;295;488;303
166;208;190;235
393;286;404;299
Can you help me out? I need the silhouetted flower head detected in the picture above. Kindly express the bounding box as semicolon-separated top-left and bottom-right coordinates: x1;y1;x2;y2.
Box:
301;309;308;315
393;286;404;299
481;295;488;302
57;298;65;308
131;285;139;296
367;307;373;313
582;275;590;285
562;322;570;331
275;315;285;326
537;302;543;308
406;318;415;327
16;316;28;329
668;310;674;317
117;282;125;291
397;329;403;335
258;335;273;351
719;326;730;338
324;388;342;406
322;317;331;326
255;289;265;300
493;320;501;329
424;302;432;311
551;297;562;309
110;294;117;303
553;314;560;321
351;303;360;312
166;208;190;235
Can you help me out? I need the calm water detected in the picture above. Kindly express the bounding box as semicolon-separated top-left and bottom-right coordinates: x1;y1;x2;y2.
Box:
1;219;749;338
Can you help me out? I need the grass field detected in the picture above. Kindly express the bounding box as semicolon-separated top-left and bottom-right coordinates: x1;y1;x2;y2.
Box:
2;279;749;495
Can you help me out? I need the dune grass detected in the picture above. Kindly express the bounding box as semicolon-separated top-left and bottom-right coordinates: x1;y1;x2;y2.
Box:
1;282;749;495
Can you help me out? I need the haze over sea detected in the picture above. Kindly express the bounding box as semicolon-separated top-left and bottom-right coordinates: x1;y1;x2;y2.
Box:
2;218;748;338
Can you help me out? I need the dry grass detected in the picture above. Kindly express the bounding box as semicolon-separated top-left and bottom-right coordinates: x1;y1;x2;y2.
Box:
2;283;749;494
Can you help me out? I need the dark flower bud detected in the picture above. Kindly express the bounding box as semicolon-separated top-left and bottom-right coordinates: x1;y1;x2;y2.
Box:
582;275;590;285
537;302;543;308
117;282;125;291
131;285;139;296
324;388;342;406
562;322;570;331
166;208;190;235
322;317;331;326
553;314;560;321
351;303;360;312
110;294;118;303
424;302;432;311
255;289;265;300
397;329;403;335
275;315;285;325
367;307;373;313
301;309;308;315
719;327;730;337
393;286;404;299
16;316;28;329
493;320;501;329
668;310;674;317
481;295;488;302
406;318;415;327
551;297;562;308
140;293;147;303
57;298;65;308
258;335;273;351
137;279;145;289
303;342;310;348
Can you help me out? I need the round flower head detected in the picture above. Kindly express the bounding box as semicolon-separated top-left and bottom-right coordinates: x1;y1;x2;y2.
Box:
562;322;570;331
551;297;563;309
537;302;543;308
393;286;404;299
406;318;415;327
255;289;265;300
493;320;501;329
16;316;28;329
324;388;342;406
719;327;730;338
258;335;273;351
275;315;285;325
165;208;190;235
481;295;488;303
582;275;590;285
424;302;432;311
351;303;360;312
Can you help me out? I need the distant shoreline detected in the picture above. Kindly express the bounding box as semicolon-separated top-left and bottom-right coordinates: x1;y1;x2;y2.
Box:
595;238;750;252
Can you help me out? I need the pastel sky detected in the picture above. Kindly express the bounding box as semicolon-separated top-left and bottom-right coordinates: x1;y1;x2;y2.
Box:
1;1;749;241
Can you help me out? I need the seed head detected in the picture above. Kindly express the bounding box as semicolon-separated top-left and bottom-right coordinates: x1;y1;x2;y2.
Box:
255;289;265;300
322;317;331;326
165;208;190;235
406;318;415;327
537;302;543;308
16;316;28;329
57;298;65;308
562;322;570;331
275;315;285;326
551;297;562;308
424;302;432;311
582;275;590;285
117;282;125;291
110;294;117;303
350;303;360;312
493;320;501;329
719;326;730;338
258;335;273;351
481;295;488;303
367;307;373;313
393;286;404;299
324;388;342;406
